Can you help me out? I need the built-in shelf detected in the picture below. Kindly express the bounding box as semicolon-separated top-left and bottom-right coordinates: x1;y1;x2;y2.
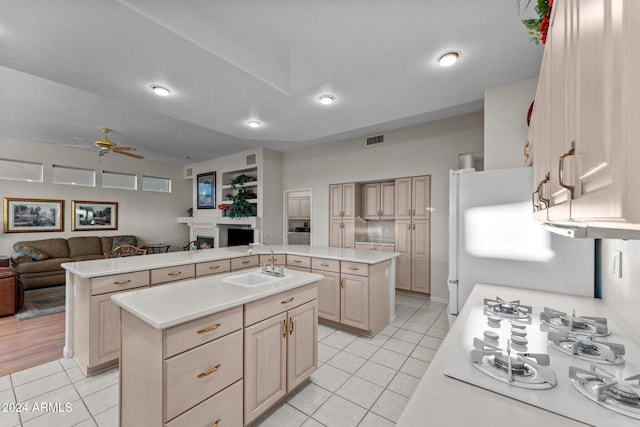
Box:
221;180;259;191
217;199;258;205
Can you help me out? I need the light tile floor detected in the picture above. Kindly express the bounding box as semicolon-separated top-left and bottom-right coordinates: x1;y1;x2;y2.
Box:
0;294;448;427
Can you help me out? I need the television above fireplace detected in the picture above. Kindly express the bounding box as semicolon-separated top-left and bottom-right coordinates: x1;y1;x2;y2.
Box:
228;228;254;246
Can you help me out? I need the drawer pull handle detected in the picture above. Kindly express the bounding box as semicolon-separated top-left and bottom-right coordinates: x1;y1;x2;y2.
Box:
212;419;221;427
294;259;302;263
321;263;330;267
168;271;182;276
241;260;251;264
289;319;294;335
113;279;131;285
197;323;221;334
209;265;220;270
348;267;360;271
197;363;221;378
281;297;294;304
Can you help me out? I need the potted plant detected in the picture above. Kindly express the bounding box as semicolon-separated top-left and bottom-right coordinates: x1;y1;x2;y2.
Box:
217;204;231;216
228;174;256;218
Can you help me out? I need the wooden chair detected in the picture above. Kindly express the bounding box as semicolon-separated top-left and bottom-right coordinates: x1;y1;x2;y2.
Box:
182;241;211;251
104;244;148;258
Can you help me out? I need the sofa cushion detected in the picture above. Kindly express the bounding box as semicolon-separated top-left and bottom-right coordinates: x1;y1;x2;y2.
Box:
67;237;103;258
112;235;137;249
14;258;73;274
14;238;69;259
13;244;50;261
73;254;106;262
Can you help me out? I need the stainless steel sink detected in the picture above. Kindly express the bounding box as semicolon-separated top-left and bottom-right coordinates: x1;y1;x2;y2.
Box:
222;271;291;287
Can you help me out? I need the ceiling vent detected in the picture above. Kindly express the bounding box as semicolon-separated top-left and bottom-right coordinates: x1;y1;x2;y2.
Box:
365;134;384;146
246;154;256;165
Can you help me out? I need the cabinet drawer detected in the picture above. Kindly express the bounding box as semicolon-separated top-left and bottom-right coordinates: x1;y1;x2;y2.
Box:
341;261;368;277
196;259;231;277
311;258;340;273
287;255;311;269
165;380;243;427
164;330;243;422
230;255;258;271
151;264;195;285
90;271;149;295
259;254;286;266
244;284;318;327
164;306;243;358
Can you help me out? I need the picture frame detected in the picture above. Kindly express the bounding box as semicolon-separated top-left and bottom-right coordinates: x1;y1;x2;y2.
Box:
196;171;216;209
3;198;64;233
72;200;118;231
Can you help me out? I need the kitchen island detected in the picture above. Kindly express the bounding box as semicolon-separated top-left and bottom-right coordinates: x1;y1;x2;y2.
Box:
61;244;397;375
112;268;323;426
397;283;640;427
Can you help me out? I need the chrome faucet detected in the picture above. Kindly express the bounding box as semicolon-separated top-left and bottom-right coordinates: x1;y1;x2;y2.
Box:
248;243;285;277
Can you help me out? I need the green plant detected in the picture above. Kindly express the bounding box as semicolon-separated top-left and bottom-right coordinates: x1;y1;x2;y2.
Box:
519;0;553;45
228;173;256;218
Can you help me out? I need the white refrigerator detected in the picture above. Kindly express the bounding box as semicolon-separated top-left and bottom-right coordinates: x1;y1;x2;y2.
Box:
447;167;594;316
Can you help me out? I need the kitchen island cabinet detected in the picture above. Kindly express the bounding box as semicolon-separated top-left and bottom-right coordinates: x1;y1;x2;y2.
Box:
397;283;640;427
112;269;322;427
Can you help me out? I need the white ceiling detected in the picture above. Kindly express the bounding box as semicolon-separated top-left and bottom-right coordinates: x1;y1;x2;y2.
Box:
0;0;541;165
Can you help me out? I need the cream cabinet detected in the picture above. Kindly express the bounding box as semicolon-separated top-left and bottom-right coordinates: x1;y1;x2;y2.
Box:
394;175;430;294
329;183;361;248
244;286;318;425
119;306;244;426
354;243;395;252
74;270;150;376
151;264;195;286
195;259;231;277
530;0;640;232
311;258;341;323
231;255;259;271
363;182;395;220
288;196;311;219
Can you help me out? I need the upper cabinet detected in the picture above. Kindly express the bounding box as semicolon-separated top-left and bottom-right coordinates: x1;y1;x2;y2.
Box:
288;196;310;219
329;183;361;248
395;176;430;221
530;0;640;234
363;182;395;220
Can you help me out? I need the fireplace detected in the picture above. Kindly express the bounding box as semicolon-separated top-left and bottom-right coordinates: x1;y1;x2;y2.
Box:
227;228;254;246
196;235;214;248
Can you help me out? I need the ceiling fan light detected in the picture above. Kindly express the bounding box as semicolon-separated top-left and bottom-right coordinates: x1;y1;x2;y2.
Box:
437;50;461;67
150;85;171;96
318;94;336;105
246;120;262;128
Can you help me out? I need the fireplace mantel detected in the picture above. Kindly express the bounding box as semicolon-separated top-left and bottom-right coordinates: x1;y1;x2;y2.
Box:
177;216;260;247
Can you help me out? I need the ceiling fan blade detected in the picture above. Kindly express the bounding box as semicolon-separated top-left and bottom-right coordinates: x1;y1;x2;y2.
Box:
116;150;144;159
112;146;137;152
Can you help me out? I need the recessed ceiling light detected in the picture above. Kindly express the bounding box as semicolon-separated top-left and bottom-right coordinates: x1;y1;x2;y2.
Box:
150;84;171;96
246;120;262;128
318;94;336;105
437;50;461;67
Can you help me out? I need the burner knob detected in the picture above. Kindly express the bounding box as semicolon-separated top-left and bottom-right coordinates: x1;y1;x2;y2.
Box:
484;331;500;341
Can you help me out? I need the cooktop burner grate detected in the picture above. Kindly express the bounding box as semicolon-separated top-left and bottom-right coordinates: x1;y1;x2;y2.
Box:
549;332;625;365
540;307;610;336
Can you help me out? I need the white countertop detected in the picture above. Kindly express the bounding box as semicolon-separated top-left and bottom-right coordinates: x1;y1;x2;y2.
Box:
111;268;323;329
397;283;640;427
61;245;399;278
354;241;395;246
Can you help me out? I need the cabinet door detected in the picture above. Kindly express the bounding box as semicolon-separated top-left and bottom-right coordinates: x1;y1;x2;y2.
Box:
287;300;318;391
411;176;431;220
340;273;369;330
299;197;311;219
363;183;381;219
329;220;343;248
342;183;357;219
342;220;355;249
329;184;343;219
314;270;340;322
411;221;430;294
395;178;412;220
288;197;300;219
394;220;412;291
380;182;396;219
244;313;287;424
89;293;121;367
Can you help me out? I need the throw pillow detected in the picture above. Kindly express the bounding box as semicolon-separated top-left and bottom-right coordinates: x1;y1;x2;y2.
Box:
13;244;50;261
112;235;137;249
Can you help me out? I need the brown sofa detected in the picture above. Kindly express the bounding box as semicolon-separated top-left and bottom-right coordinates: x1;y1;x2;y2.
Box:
11;236;138;290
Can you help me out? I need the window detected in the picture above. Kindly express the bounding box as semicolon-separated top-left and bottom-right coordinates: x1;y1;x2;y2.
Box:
103;171;137;190
52;165;95;187
0;159;43;183
143;175;171;193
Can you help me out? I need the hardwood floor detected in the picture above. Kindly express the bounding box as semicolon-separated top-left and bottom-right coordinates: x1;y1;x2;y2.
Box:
0;312;65;377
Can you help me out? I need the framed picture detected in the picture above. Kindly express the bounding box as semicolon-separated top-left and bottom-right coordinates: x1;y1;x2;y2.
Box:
3;198;64;233
197;172;216;209
72;200;118;231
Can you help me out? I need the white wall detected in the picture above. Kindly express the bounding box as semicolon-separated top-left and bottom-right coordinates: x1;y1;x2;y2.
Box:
0;136;191;255
484;78;537;170
282;112;484;300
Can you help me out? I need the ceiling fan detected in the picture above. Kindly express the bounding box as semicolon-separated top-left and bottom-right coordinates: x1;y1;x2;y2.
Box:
92;128;144;159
